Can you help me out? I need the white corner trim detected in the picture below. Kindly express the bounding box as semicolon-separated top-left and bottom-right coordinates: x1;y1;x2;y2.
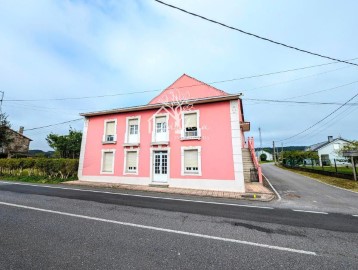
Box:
123;148;140;175
100;149;116;174
78;118;89;178
103;118;118;143
181;146;202;176
230;100;245;191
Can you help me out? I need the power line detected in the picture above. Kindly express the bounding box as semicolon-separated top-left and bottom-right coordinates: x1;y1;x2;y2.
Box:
154;0;358;67
277;92;358;142
243;98;358;106
4;57;358;102
24;118;83;131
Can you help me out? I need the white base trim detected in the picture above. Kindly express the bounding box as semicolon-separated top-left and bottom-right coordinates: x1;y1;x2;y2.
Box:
79;175;245;192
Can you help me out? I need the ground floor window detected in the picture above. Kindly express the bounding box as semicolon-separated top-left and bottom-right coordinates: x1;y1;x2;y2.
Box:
101;150;115;173
125;150;138;174
181;147;201;176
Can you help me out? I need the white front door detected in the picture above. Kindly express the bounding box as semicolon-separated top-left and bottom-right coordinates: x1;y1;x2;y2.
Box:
153;151;168;183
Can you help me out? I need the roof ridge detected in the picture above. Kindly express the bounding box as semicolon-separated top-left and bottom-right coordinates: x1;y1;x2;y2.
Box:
147;74;228;104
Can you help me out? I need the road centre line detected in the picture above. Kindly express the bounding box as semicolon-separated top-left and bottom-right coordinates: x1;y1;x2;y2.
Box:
0;181;274;210
293;209;328;215
0;201;316;256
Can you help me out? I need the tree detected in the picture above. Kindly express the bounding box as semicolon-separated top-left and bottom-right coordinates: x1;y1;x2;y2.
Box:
0;112;13;155
260;153;267;161
46;128;82;158
340;141;358;163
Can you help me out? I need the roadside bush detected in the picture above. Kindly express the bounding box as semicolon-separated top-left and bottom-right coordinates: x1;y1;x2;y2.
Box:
0;158;78;180
260;153;267;161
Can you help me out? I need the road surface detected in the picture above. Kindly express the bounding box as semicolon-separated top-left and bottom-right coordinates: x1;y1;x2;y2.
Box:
0;180;357;269
262;163;358;214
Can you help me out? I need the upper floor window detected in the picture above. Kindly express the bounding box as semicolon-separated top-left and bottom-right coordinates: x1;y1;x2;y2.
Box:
125;117;140;144
153;115;168;143
103;120;117;143
182;111;201;139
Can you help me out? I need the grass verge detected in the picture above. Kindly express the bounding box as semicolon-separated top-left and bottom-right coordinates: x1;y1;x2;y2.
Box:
276;164;358;192
0;175;77;184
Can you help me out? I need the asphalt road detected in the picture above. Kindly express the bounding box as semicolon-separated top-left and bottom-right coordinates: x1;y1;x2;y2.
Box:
262;163;358;214
0;180;358;269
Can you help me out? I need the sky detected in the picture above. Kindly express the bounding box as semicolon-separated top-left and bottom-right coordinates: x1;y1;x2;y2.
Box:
1;0;357;151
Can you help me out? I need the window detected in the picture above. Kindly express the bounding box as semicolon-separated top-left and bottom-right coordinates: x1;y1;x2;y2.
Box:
181;147;201;175
129;119;139;135
126;117;140;144
101;151;114;173
103;120;116;143
156;116;167;133
125;151;138;174
182;111;200;139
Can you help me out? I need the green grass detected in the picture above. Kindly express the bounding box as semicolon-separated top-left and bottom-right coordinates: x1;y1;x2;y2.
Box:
259;160;274;164
277;165;358;192
0;175;77;184
301;165;354;175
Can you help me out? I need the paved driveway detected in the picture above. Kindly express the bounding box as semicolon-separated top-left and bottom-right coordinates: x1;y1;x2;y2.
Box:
262;163;358;214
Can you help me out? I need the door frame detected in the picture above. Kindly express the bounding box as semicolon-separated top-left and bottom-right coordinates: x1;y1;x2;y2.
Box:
150;147;170;183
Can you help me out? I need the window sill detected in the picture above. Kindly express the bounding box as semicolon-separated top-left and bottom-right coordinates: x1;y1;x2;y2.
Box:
182;172;202;176
123;143;140;147
102;141;117;145
100;171;114;174
180;137;201;141
151;141;169;146
124;172;138;175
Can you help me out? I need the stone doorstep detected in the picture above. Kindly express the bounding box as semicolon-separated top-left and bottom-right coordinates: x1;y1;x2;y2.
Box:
64;181;274;202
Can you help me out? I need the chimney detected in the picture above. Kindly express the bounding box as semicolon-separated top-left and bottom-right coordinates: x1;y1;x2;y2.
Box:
328;136;333;142
19;126;24;134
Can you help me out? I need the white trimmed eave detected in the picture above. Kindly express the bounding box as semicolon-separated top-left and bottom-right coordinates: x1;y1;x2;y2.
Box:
80;94;242;117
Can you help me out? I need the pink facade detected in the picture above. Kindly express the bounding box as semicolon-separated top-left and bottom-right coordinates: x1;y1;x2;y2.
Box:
79;75;250;192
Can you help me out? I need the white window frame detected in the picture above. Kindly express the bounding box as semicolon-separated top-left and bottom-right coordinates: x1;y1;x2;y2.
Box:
181;110;201;140
124;116;141;144
100;149;116;174
102;119;117;144
181;146;202;176
123;148;139;175
152;113;169;143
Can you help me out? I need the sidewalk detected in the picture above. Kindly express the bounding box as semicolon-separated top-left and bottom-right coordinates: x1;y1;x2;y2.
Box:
64;181;275;201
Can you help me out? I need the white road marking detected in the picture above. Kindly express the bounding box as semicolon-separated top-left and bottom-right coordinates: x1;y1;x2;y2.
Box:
0;201;316;256
293;209;328;215
261;173;281;201
353;215;358;217
0;181;274;210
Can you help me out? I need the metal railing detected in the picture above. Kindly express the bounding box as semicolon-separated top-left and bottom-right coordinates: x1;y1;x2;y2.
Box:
247;137;263;183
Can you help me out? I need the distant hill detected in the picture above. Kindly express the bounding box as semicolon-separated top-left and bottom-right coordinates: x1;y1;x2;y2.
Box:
28;150;55;157
255;146;307;153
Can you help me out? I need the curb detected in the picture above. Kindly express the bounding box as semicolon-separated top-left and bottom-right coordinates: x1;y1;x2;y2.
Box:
261;173;281;201
64;181;274;202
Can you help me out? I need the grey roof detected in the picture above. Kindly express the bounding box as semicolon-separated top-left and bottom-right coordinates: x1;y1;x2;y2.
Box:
308;138;351;151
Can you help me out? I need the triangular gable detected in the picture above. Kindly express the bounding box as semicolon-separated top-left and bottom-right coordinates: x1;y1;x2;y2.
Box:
148;74;228;104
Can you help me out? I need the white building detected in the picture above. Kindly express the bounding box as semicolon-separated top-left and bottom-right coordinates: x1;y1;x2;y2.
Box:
255;150;273;161
307;136;351;166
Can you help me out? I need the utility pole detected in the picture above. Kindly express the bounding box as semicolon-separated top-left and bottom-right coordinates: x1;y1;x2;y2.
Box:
0;91;4;112
273;141;276;163
259;127;262;161
281;143;284;162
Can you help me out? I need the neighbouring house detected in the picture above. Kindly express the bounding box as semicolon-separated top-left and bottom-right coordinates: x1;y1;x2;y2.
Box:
78;74;259;192
255;150;273;161
306;136;351;166
0;126;32;157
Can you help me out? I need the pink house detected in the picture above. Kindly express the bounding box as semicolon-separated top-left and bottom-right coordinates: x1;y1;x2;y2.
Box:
78;74;259;192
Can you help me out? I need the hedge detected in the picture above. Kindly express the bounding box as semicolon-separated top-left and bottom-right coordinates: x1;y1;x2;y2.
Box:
0;158;79;180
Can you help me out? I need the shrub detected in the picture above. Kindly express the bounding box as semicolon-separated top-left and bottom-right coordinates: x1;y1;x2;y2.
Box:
260;153;267;161
0;158;78;180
